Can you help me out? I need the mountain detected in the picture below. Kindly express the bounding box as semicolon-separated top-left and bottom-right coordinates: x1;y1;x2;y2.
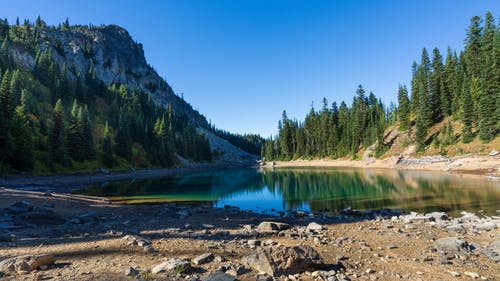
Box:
10;23;207;126
0;18;258;173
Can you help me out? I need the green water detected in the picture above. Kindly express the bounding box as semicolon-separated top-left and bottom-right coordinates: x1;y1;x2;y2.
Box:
75;168;500;216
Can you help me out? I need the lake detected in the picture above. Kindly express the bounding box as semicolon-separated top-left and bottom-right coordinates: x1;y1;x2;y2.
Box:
74;168;500;216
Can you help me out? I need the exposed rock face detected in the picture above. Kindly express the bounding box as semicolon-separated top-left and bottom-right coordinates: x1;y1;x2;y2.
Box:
0;254;55;274
9;25;207;127
243;245;324;277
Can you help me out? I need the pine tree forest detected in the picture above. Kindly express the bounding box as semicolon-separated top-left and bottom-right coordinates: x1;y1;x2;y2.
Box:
263;12;499;160
0;17;212;173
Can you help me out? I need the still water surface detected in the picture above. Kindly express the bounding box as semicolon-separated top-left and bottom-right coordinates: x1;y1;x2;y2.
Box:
75;168;500;216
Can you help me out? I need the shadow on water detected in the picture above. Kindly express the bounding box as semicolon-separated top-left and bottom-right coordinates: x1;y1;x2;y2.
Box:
74;167;500;217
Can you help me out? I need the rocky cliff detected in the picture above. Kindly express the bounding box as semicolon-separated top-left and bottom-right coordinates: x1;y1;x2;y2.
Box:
10;24;207;126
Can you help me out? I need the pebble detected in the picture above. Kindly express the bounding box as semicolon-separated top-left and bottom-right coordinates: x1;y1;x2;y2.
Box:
464;271;480;279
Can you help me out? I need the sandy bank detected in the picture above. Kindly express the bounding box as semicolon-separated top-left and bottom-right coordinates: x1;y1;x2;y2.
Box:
268;154;500;176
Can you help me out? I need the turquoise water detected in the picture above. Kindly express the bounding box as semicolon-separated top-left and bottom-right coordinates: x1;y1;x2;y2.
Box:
74;168;500;216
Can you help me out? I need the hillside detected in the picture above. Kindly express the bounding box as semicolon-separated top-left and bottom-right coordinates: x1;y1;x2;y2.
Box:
263;12;499;162
0;18;257;174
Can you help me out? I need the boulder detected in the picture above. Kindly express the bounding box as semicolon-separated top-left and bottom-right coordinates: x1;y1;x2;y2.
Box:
0;254;55;274
256;222;291;234
151;258;191;274
434;237;474;254
243;245;324;276
192;253;214;265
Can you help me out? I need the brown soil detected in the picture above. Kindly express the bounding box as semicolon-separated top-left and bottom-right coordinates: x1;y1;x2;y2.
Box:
0;188;498;281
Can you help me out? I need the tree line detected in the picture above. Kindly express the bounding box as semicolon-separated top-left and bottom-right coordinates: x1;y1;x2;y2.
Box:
0;17;212;173
263;12;499;160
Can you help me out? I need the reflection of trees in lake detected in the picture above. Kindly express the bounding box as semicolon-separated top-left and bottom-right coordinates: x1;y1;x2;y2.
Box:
261;169;500;215
76;168;500;215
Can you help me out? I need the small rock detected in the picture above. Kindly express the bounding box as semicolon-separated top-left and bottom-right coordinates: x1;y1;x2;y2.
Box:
151;259;191;274
449;271;460;277
214;256;225;262
446;224;467;234
201;272;236;281
176;210;191;218
306;222;324;233
366;268;375;274
5;201;34;214
464;271;480;279
256;273;273;281
248;240;261;247
124;267;139;276
192;253;214;265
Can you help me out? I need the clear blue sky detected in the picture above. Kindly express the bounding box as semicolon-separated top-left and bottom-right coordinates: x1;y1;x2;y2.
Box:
2;1;499;137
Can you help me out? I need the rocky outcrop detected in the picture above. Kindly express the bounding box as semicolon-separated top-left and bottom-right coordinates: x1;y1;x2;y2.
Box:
10;25;207;127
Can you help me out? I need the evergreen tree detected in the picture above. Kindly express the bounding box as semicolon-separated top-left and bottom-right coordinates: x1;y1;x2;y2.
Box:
49;99;68;165
397;84;410;130
114;112;131;159
430;47;443;121
416;82;431;150
101;121;114;167
0;69;12;119
10;90;33;170
79;105;95;159
461;81;475;143
0;70;15;168
464;16;483;79
67;100;82;161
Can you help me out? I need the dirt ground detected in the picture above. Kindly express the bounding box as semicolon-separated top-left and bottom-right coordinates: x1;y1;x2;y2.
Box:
0;187;498;281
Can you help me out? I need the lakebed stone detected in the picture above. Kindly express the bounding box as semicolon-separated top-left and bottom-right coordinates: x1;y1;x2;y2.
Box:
256;221;291;234
306;222;324;233
0;254;55;274
243;244;324;276
434;237;474;254
151;258;191;274
192;253;214;265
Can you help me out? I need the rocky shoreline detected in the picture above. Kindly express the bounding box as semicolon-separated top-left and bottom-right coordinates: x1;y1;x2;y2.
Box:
269;154;500;177
0;187;498;281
